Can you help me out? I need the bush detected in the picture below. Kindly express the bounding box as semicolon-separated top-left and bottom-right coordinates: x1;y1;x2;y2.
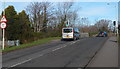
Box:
89;32;98;37
19;29;62;44
31;30;61;41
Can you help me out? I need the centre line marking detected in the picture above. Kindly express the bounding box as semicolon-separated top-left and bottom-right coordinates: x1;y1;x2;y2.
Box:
10;59;32;67
10;54;44;68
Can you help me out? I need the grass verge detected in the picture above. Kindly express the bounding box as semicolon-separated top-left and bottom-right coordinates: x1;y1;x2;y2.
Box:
2;37;61;52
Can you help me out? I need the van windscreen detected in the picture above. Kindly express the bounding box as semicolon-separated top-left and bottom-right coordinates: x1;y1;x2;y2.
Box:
63;29;72;33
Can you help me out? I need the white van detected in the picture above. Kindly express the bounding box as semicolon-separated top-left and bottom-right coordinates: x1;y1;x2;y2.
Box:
62;27;80;40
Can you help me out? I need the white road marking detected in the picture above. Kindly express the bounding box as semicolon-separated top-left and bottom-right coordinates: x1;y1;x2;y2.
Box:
52;48;58;51
77;68;82;69
10;40;80;67
39;54;43;57
63;45;67;47
72;41;76;44
10;59;32;67
52;45;67;51
52;41;78;52
52;47;61;51
10;54;44;67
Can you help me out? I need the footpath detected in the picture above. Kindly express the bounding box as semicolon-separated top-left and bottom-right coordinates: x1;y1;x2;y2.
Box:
87;36;118;67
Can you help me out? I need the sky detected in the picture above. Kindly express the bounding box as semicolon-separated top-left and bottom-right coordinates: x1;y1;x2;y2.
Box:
75;2;118;25
0;0;119;2
0;1;118;25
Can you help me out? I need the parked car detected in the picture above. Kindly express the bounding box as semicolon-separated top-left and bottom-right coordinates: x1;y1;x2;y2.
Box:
96;32;107;37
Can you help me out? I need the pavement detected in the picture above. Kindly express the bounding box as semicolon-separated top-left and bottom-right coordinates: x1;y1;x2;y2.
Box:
87;36;118;67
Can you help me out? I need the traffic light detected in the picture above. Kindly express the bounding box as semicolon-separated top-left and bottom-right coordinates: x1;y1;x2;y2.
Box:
66;21;69;27
66;22;69;27
113;21;116;26
118;24;120;30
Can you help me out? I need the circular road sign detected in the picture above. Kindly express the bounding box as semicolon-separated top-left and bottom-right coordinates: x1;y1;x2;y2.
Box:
0;22;7;29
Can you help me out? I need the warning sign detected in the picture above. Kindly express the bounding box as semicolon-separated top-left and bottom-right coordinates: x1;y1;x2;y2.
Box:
0;16;7;23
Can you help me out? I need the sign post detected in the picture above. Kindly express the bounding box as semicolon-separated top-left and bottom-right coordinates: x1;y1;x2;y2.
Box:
0;16;7;50
2;29;5;50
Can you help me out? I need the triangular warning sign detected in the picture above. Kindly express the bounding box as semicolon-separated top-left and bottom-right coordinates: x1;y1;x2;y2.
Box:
0;16;7;22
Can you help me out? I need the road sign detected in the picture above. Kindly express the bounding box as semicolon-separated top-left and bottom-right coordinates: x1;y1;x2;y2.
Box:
0;16;7;22
0;22;7;29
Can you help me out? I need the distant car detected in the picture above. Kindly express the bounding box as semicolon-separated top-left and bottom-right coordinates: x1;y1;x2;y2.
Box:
104;32;107;37
96;32;107;37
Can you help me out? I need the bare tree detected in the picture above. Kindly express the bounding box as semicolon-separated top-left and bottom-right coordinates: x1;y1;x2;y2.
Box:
80;18;90;27
26;2;80;33
53;2;80;29
26;2;41;32
89;26;98;33
56;2;73;27
26;2;53;32
95;19;111;31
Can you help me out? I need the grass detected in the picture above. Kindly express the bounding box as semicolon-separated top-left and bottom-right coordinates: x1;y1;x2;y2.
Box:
2;37;61;52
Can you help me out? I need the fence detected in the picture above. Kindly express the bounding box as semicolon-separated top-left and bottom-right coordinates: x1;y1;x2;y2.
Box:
0;40;20;47
80;33;89;37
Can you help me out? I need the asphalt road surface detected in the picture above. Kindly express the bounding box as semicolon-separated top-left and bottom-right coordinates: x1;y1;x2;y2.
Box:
2;37;108;68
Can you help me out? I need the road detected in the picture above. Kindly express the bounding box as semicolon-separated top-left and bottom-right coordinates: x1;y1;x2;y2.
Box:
2;37;108;69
